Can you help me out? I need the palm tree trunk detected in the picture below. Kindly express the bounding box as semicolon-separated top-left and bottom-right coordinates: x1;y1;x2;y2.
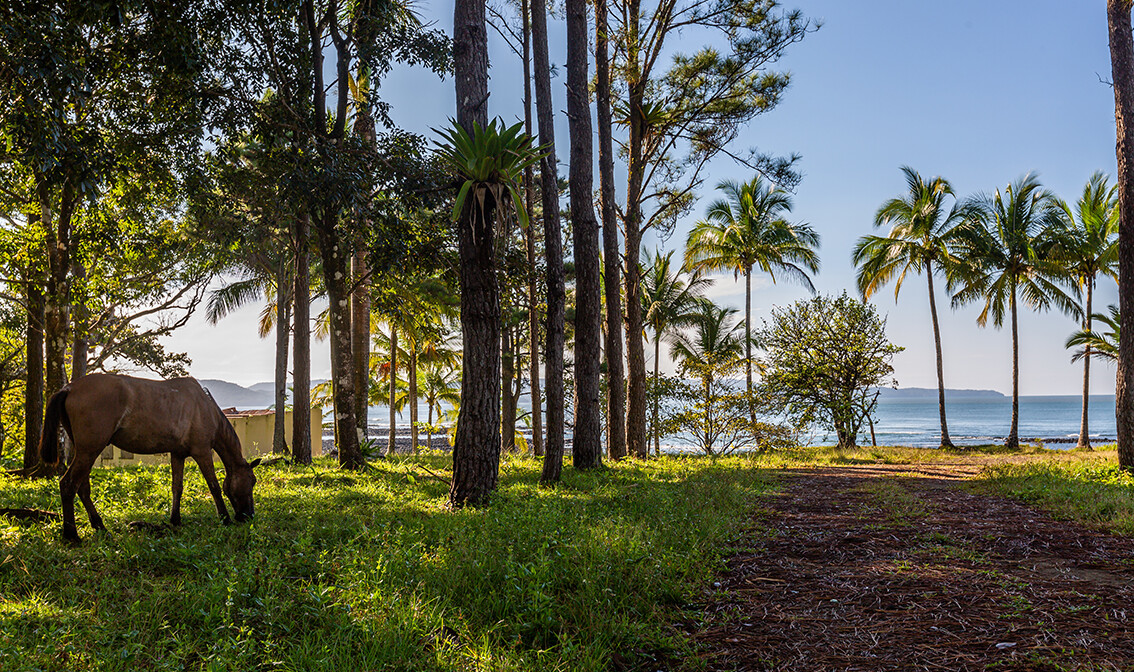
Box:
1008;286;1020;450
502;326;517;453
409;343;419;453
292;211;313;465
567;0;603;470
744;268;753;423
1109;0;1134;471
653;335;661;456
273;256;291;455
388;324;398;456
521;0;543;459
925;262;954;449
533;0;566;484
1078;279;1094;450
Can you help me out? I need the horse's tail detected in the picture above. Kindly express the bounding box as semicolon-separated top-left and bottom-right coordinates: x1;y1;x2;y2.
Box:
40;387;70;466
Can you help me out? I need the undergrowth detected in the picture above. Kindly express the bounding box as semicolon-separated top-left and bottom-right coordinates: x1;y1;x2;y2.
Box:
0;454;774;672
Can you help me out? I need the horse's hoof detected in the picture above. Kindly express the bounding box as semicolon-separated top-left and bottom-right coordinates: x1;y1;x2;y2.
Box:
170;517;181;527
221;518;233;526
63;531;81;545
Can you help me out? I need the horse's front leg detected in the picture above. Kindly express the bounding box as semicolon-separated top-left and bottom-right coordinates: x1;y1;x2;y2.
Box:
170;455;185;526
192;454;231;525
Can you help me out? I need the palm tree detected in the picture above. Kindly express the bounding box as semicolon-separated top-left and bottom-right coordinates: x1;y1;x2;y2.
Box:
641;249;712;455
853;166;975;449
668;300;745;407
1067;305;1120;365
684;176;820;422
951;174;1079;449
1048;173;1119;449
419;358;462;451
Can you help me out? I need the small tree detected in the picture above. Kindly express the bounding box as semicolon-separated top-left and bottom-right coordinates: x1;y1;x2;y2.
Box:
759;293;902;449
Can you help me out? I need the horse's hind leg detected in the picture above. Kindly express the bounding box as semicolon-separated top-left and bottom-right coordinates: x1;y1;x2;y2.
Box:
170;456;185;526
77;475;105;532
192;454;231;525
59;449;100;542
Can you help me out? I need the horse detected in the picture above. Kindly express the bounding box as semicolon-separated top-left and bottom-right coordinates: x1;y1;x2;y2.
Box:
39;373;260;542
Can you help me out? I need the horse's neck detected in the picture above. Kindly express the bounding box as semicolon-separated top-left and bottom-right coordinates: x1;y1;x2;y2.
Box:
213;434;247;470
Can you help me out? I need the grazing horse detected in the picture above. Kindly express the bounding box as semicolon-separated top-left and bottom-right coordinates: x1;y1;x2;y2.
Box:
39;373;260;542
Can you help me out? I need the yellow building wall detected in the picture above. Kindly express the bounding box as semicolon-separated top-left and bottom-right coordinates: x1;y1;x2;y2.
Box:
97;407;323;467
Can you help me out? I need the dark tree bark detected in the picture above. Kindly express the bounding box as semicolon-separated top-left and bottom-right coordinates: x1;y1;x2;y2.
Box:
352;250;371;444
41;182;75;402
532;0;567;483
623;0;649;459
291;211;313;465
925;260;954;449
316;225;365;468
522;0;544;458
273;254;292;455
450;0;503;506
595;0;625;460
70;260;88;380
1110;0;1134;470
1077;279;1094;450
567;0;603;470
24;270;45;471
409;342;419;452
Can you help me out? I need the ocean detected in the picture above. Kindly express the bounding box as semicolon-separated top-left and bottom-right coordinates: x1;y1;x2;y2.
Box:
344;394;1117;450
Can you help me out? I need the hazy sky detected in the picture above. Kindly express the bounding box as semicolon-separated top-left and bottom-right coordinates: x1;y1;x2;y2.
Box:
168;0;1121;396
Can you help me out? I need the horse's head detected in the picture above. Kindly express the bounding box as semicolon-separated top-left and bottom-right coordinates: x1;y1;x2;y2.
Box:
224;458;260;522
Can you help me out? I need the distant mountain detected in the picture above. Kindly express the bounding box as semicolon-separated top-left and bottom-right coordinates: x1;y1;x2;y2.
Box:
199;379;274;408
874;387;1006;400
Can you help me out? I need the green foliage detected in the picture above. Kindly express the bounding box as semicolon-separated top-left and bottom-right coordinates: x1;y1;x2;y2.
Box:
661;377;795;456
0;455;774;670
1066;304;1119;363
758;292;902;449
433;118;542;230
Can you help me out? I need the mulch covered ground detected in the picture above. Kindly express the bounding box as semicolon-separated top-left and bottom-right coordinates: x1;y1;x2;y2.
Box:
686;465;1134;671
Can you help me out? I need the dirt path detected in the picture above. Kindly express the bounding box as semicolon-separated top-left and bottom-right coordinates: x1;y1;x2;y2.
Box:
687;464;1134;671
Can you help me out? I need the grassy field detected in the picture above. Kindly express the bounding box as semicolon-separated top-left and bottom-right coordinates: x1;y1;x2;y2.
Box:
973;446;1134;535
0;454;774;672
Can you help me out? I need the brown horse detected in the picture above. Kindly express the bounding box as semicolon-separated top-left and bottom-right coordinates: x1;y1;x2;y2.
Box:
39;373;260;542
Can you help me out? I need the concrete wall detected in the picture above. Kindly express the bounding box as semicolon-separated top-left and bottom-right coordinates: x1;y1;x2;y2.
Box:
97;407;323;468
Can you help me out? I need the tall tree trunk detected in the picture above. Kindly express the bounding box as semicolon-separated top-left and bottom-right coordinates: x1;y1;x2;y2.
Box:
388;324;398;456
409;343;419;453
623;0;649;459
502;326;517;452
451;0;502;506
744;268;753;423
652;335;661;455
596;0;625;460
41;181;74;401
925;261;954;448
567;0;603;470
352;250;371;443
273;255;291;455
292;212;313;465
1110;0;1134;471
1007;286;1020;450
70;260;88;380
1077;279;1094;450
315;222;365;469
24;268;45;471
521;0;544;458
532;0;566;483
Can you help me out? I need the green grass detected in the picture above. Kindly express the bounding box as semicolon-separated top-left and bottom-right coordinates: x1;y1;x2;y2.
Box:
974;449;1134;535
0;454;774;672
752;443;1040;467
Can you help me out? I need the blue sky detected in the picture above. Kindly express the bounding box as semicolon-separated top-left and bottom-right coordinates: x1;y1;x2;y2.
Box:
169;0;1121;396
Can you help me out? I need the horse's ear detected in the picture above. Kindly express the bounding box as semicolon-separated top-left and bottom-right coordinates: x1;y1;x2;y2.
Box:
249;458;262;469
